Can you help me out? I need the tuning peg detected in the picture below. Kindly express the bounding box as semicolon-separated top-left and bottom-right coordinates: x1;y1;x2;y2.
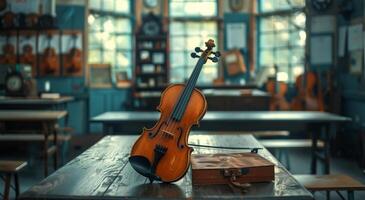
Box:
191;52;200;58
195;47;203;53
208;57;219;63
212;51;221;57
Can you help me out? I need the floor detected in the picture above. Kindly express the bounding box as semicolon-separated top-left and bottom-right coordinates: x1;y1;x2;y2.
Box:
1;135;365;200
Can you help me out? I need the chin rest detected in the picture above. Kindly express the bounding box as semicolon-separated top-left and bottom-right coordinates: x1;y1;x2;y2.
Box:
129;155;161;183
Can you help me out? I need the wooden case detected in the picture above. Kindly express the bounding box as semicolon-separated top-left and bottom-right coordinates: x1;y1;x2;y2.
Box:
191;153;274;185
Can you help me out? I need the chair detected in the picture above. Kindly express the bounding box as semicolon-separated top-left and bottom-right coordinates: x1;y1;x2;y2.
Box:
0;161;27;200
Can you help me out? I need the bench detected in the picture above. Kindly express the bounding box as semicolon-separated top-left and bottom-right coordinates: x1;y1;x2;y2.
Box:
0;160;27;200
191;131;290;137
294;174;365;200
259;139;325;170
0;130;72;165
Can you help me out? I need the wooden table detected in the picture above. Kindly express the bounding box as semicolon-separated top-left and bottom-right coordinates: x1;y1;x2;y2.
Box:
135;89;270;111
0;96;74;110
20;134;313;200
0;110;68;176
91;111;351;174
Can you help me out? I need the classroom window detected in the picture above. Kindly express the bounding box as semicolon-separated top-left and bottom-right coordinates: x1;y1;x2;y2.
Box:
258;0;306;83
169;0;218;84
88;0;133;80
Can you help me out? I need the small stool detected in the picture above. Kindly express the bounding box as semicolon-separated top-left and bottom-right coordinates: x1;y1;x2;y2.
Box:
0;161;27;200
294;174;365;200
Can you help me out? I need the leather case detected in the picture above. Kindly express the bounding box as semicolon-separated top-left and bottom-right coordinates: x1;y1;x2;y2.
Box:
191;153;275;185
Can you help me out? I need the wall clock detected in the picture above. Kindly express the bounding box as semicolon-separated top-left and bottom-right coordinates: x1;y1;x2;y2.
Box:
141;13;161;36
229;0;244;12
5;71;24;97
311;0;333;11
144;0;158;9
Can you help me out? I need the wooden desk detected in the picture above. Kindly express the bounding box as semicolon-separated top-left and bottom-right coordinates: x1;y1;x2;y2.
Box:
0;96;74;110
91;111;351;174
0;110;68;177
20;135;313;200
135;89;270;111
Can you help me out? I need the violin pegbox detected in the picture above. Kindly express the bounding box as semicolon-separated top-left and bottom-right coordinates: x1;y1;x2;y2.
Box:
190;39;220;63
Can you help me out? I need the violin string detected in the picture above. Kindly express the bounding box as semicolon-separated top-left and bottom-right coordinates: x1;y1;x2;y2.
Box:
170;57;204;142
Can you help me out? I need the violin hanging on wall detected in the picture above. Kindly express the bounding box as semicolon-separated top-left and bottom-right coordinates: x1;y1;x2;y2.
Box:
41;34;59;75
129;39;220;183
0;34;16;65
65;33;82;75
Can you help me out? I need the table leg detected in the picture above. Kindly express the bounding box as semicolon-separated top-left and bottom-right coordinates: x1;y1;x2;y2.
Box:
3;173;11;200
324;124;331;174
14;173;19;198
348;190;354;200
311;130;318;174
42;122;49;177
51;122;58;170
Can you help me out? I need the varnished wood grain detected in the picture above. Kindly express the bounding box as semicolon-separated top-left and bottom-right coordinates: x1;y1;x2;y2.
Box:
20;135;313;200
0;97;74;105
294;174;365;191
0;161;27;173
0;110;67;121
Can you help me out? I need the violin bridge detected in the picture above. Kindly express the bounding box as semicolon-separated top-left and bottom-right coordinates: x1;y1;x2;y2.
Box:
161;130;174;139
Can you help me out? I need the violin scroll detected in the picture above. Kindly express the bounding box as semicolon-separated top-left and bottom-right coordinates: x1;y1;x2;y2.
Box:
190;39;220;63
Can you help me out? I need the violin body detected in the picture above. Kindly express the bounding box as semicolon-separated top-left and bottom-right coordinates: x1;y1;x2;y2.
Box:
291;72;324;111
1;43;16;64
266;80;289;110
130;84;207;182
43;47;58;74
67;47;82;73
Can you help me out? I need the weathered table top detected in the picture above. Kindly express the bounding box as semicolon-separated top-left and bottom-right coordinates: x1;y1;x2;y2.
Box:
92;111;350;123
0;96;74;105
0;110;68;121
20;134;313;200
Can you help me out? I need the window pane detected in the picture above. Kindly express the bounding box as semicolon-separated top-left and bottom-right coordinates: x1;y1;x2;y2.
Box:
115;18;131;33
260;17;274;32
260;33;275;48
115;35;131;49
170;67;184;83
260;50;274;66
276;49;289;64
114;0;130;13
259;0;306;83
90;0;101;9
116;51;131;67
89;49;101;63
275;32;289;47
170;0;217;17
170;52;185;67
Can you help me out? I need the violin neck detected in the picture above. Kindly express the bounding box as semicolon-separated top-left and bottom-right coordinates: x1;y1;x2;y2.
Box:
170;57;205;121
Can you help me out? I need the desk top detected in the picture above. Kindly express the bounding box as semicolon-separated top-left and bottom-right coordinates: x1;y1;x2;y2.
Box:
20;134;312;200
0;110;68;121
92;111;351;123
0;96;74;105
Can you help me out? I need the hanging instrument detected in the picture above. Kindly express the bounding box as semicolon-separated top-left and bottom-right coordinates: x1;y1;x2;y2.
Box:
129;39;220;183
266;64;289;110
66;34;82;73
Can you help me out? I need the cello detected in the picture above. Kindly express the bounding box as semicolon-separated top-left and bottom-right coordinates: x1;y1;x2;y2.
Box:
130;39;220;183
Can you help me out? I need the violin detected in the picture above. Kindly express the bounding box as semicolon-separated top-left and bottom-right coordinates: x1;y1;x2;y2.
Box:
42;35;59;74
290;71;324;111
266;65;289;110
130;39;220;183
66;34;82;73
1;35;16;65
21;44;35;66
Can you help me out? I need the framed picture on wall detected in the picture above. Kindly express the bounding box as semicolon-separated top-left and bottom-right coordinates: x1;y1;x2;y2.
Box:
89;64;112;88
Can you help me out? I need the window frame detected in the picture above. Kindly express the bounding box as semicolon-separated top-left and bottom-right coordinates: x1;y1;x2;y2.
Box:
88;0;134;83
168;0;220;85
257;0;306;83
